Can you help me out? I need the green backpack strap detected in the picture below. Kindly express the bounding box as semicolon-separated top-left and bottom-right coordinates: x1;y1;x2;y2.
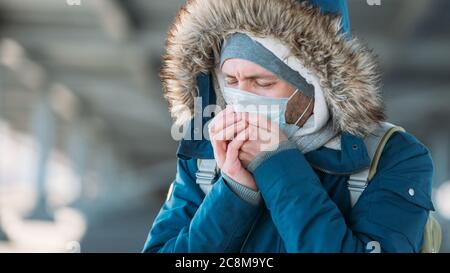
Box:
421;215;442;253
348;122;441;253
347;122;405;207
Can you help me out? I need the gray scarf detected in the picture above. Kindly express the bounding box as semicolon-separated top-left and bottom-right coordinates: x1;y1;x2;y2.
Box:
289;119;337;154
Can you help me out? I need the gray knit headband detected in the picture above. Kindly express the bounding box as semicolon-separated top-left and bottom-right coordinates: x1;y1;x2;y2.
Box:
220;32;314;97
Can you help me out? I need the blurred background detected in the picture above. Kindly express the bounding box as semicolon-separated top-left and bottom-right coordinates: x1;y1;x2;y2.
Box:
0;0;449;253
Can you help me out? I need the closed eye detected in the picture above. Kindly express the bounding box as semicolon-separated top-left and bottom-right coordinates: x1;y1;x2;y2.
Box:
225;77;238;86
256;81;276;88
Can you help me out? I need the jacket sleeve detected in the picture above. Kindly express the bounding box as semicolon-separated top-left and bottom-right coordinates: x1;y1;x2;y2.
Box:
250;131;434;253
142;158;261;253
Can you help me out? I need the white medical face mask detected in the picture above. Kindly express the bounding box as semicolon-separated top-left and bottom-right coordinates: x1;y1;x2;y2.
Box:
222;86;313;137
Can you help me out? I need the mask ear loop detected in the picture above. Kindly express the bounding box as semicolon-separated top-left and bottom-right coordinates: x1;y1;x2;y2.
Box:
293;96;313;126
288;89;299;101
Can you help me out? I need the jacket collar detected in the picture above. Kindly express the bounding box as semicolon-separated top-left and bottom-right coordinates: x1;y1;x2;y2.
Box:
304;133;371;175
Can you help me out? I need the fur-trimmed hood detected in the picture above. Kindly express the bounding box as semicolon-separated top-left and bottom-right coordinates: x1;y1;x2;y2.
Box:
160;0;384;137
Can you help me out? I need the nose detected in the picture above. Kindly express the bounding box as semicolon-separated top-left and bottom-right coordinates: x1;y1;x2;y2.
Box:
237;80;253;94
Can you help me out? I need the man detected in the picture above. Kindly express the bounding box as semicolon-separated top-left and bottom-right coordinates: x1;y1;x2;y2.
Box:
143;0;435;253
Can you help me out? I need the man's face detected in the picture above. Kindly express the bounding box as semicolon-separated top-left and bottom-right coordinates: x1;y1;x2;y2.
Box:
221;58;314;126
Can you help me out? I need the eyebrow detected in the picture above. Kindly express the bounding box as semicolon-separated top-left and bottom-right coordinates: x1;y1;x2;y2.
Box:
224;73;278;81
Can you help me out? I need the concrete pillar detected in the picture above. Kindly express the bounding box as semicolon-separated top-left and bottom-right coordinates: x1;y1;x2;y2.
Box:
25;95;55;220
0;121;9;241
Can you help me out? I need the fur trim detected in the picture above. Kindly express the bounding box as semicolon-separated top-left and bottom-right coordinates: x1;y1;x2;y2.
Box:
160;0;384;136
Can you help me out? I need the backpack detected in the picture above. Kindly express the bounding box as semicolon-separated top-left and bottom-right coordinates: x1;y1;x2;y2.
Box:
195;122;441;253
